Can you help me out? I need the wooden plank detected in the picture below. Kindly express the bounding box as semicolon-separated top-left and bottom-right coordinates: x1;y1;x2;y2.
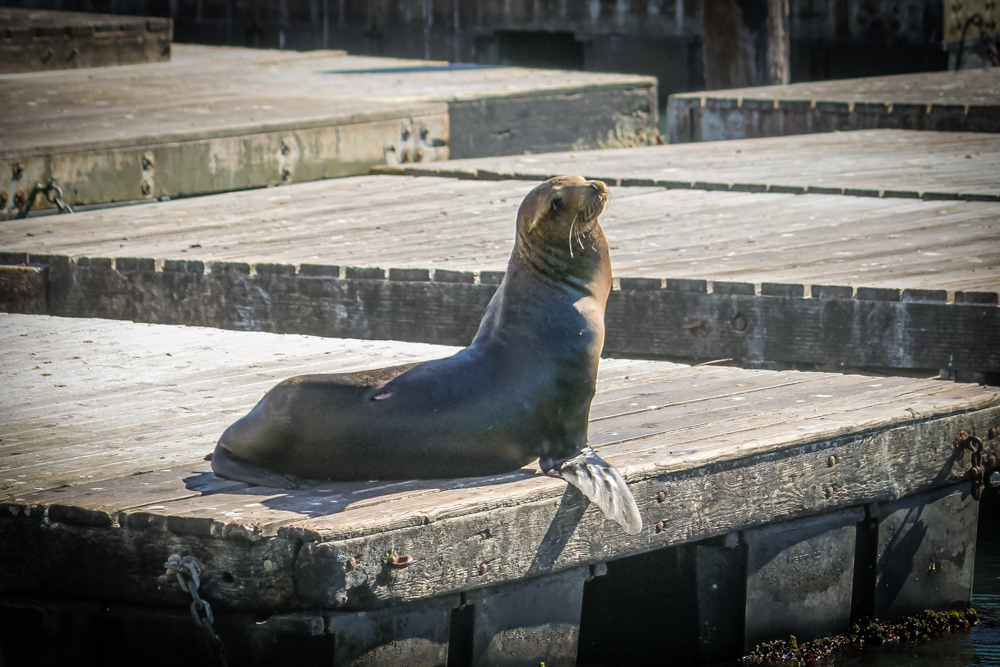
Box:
0;8;172;74
375;130;1000;201
1;174;996;375
0;44;657;214
667;68;1000;143
1;314;998;612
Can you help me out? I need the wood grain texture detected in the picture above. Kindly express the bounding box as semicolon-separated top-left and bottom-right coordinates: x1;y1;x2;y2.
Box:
1;314;998;611
375;130;1000;201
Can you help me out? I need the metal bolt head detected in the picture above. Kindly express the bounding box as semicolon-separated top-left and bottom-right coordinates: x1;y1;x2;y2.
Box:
656;491;666;503
142;151;155;171
401;128;410;141
827;456;837;468
478;562;488;576
0;191;7;210
414;148;425;163
989;427;997;440
12;162;24;180
732;315;748;332
280;166;292;182
401;148;412;163
141;179;153;196
825;486;835;499
13;189;26;211
655;521;665;533
280;139;290;156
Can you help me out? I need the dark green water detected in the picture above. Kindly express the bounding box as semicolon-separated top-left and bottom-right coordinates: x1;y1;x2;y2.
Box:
825;492;1000;667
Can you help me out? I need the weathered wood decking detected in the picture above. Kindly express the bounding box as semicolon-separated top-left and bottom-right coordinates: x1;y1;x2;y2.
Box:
1;314;997;663
667;68;1000;143
0;44;656;215
2;173;997;377
377;129;1000;201
0;8;172;74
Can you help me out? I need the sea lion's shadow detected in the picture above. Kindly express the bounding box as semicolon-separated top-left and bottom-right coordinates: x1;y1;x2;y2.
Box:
183;468;545;520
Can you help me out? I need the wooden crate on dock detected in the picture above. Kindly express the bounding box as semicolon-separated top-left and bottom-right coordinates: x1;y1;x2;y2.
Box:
0;315;996;664
666;68;1000;143
0;44;657;216
0;8;172;74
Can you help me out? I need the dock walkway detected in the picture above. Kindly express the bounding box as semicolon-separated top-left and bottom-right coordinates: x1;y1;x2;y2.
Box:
666;68;1000;143
0;44;656;216
2;314;997;664
2;158;997;378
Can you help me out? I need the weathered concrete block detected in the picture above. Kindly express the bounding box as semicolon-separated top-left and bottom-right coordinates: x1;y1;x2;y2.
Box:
742;508;864;649
466;567;587;667
0;265;46;314
871;484;978;621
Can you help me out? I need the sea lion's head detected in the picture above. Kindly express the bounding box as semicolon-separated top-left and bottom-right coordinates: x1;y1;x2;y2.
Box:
516;176;609;256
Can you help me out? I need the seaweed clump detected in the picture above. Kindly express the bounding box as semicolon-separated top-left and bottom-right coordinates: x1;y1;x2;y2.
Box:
743;608;979;665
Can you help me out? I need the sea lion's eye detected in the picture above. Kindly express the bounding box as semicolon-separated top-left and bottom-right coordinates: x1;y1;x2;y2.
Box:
550;198;562;211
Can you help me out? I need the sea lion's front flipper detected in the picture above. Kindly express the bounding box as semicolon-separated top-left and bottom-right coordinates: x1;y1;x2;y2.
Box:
545;447;642;535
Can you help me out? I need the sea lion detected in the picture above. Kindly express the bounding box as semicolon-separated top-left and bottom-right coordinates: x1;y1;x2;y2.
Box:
212;175;642;534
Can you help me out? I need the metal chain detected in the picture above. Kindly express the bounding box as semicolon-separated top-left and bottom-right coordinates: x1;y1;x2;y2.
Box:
16;178;74;219
955;432;998;501
161;554;229;666
956;14;1000;70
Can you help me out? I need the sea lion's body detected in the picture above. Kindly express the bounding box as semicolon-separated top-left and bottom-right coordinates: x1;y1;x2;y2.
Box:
213;176;642;533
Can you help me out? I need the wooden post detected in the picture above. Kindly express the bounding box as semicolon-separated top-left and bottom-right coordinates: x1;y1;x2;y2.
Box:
870;484;979;621
701;0;790;89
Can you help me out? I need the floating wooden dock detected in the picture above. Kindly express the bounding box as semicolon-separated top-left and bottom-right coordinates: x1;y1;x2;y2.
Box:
2;169;997;379
0;8;172;74
0;44;657;216
1;314;997;665
667;68;1000;143
377;129;1000;202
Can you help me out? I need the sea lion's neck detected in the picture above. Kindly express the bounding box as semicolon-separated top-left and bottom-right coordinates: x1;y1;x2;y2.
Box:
513;223;611;300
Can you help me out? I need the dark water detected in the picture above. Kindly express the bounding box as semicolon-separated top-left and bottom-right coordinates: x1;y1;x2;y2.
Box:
825;491;1000;667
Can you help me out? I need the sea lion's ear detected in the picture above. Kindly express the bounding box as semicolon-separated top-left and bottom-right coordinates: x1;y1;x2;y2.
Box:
545;447;643;535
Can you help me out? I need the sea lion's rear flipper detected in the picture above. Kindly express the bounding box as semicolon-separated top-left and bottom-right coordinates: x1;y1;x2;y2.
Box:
545;447;642;535
211;445;307;490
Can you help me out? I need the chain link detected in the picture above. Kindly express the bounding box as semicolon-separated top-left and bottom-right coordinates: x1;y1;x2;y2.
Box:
16;178;74;219
160;554;229;666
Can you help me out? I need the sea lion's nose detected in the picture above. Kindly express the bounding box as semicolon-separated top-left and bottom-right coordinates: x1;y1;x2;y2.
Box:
589;180;609;201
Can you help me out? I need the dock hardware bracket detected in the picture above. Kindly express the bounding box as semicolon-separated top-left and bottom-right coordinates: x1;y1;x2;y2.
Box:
16;178;74;219
955;431;998;500
160;554;229;666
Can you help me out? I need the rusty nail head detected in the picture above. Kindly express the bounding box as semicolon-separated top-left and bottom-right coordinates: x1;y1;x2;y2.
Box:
388;555;412;569
12;162;24;180
655;521;665;533
401;148;412;163
0;192;7;209
141;179;153;195
13;190;26;210
142;151;155;170
825;486;835;499
280;139;290;155
827;456;837;467
347;557;356;570
281;166;292;181
989;427;997;440
414;148;425;163
656;491;666;503
732;315;748;332
478;562;488;575
401;128;410;140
